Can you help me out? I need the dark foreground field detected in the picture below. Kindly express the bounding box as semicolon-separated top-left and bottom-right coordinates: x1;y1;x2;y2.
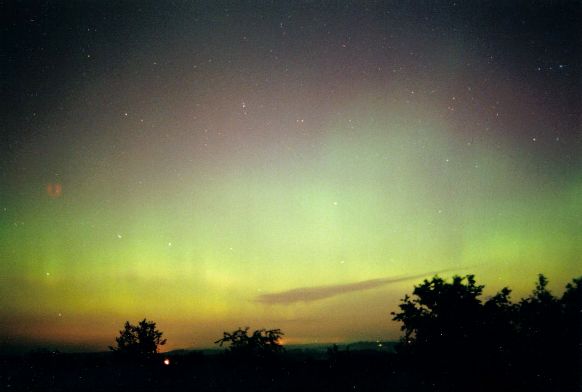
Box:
1;346;579;392
1;348;406;392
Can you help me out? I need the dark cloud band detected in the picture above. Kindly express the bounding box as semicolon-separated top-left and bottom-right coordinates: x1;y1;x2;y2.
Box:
255;269;458;305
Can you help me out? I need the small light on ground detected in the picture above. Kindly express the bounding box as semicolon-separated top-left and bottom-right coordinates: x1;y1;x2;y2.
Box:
163;358;170;366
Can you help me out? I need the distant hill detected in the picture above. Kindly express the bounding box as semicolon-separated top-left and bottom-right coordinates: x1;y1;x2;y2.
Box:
1;341;399;357
165;341;398;357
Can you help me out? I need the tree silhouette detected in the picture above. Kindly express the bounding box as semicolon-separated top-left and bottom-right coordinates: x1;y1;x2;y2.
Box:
392;274;520;389
109;319;166;360
562;276;582;389
391;275;485;356
392;273;582;391
518;274;560;343
215;327;284;358
562;276;582;345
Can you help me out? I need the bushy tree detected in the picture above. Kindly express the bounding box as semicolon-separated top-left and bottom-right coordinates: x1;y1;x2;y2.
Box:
391;275;485;355
562;276;582;343
215;327;284;358
109;319;166;359
392;273;582;391
518;275;560;342
561;276;582;384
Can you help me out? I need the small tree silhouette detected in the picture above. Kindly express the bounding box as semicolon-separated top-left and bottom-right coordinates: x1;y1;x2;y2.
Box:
109;319;166;360
215;327;284;358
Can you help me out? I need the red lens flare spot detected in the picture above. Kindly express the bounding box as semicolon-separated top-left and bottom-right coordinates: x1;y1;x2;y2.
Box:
46;183;62;198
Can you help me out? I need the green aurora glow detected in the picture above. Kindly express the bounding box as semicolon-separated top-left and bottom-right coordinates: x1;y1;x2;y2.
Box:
1;2;580;351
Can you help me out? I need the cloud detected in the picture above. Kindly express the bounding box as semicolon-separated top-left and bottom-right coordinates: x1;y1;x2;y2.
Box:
255;269;458;305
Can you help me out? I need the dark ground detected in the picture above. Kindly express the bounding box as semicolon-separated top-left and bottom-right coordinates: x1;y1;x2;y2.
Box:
1;346;579;392
1;349;407;392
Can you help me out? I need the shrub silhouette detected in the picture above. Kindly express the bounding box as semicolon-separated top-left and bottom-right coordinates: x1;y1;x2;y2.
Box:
215;327;284;358
109;319;166;360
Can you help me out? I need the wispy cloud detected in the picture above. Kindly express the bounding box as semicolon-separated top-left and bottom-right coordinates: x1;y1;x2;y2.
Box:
255;269;458;305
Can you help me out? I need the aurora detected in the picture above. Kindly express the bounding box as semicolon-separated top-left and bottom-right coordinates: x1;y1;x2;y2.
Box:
1;1;580;352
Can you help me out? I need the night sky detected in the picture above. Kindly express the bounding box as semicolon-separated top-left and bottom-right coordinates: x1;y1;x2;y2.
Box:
1;1;581;352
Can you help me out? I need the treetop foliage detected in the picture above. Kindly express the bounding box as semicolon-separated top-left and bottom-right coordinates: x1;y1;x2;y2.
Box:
215;327;284;358
109;318;166;359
